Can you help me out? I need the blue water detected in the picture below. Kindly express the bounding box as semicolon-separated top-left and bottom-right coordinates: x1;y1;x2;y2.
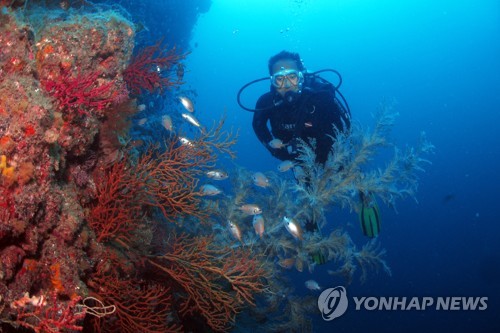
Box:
182;1;500;332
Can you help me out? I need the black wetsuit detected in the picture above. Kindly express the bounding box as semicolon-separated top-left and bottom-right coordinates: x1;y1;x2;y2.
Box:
252;78;350;164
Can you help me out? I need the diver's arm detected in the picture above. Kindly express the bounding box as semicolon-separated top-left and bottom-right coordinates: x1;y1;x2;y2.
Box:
253;95;293;161
252;110;273;146
253;111;292;161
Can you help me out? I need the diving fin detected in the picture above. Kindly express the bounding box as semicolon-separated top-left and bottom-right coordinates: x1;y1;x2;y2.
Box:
359;192;381;238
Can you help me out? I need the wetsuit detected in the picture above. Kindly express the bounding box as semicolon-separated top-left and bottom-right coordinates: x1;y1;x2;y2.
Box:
252;79;350;164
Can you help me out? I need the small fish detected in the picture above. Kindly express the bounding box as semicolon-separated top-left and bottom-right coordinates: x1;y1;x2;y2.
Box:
137;104;146;112
304;122;313;128
181;113;202;129
228;220;242;242
305;279;321;291
206;170;228;180
278;257;296;269
200;184;222;196
179;96;194;113
283;216;303;240
252;214;265;238
161;115;173;131
269;138;287;149
179;136;193;146
238;204;262;215
252;172;270;188
278;160;294;172
137;118;148;126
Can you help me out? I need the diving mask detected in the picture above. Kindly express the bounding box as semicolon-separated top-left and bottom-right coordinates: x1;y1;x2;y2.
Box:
270;69;304;89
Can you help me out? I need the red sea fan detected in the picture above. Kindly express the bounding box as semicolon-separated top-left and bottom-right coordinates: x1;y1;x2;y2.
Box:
42;71;115;115
123;40;185;96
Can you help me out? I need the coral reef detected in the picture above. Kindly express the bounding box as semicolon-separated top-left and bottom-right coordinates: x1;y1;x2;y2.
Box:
0;6;264;332
0;5;136;332
0;3;433;333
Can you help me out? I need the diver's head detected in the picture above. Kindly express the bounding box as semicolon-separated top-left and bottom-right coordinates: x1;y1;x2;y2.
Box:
268;51;305;101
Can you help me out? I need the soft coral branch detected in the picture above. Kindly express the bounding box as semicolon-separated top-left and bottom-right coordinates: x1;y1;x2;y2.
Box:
42;71;115;115
147;234;268;332
88;255;181;333
13;291;85;333
123;40;186;95
136;140;214;222
88;158;146;243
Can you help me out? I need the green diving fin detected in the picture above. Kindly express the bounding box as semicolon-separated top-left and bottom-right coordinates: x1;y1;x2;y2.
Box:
359;192;381;238
310;251;327;265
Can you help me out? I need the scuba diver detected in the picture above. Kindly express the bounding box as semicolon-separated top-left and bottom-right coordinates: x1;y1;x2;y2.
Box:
237;50;381;249
250;50;350;166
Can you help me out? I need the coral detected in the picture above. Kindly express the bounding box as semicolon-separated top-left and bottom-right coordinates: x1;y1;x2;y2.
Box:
292;103;434;215
16;161;34;185
136;140;211;222
354;239;392;283
0;245;26;281
87;256;181;333
0;4;433;333
87;158;145;243
0;154;16;186
147;234;268;332
123;40;186;95
42;71;116;116
0;8;136;331
97;99;138;166
190;102;433;330
11;291;86;333
195;114;240;159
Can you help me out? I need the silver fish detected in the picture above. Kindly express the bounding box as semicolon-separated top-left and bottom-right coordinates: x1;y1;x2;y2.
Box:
238;204;262;215
161;115;173;131
283;216;303;240
179;136;193;146
228;220;242;242
200;184;222;196
252;172;270;188
305;279;321;291
278;160;294;172
206;170;229;180
179;96;194;112
181;113;202;129
269;138;287;149
252;214;265;238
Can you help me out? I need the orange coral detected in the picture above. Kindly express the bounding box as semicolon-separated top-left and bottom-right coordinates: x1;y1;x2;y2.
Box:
148;234;268;332
88;159;145;243
88;256;181;333
0;155;16;186
50;263;65;294
136;139;214;222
